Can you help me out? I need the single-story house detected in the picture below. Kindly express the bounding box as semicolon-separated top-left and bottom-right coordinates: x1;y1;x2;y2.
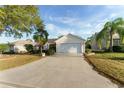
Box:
43;39;57;50
55;34;85;55
10;39;33;53
91;32;120;51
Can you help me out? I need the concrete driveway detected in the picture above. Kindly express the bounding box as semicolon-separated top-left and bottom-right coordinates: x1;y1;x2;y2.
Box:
0;54;117;88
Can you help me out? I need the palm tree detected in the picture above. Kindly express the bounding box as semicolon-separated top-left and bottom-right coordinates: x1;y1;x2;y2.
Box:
33;27;48;54
96;17;124;52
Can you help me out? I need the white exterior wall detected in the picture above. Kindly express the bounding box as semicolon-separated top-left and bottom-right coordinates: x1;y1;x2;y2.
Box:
14;45;27;53
82;42;85;53
55;34;85;54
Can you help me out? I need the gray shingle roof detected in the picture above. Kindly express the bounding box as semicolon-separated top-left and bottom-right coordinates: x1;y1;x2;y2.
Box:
47;39;57;44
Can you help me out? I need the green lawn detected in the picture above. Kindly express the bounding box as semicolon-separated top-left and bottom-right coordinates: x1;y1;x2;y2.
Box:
86;53;124;84
0;55;41;71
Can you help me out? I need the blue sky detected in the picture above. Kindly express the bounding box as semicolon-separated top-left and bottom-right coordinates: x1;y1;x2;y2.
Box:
1;5;124;43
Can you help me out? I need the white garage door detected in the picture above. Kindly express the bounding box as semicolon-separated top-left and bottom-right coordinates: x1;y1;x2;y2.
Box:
56;43;82;54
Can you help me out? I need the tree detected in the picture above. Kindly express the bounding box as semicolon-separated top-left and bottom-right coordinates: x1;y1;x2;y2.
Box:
0;5;44;38
24;44;33;53
33;27;49;54
96;17;124;52
85;36;92;49
0;44;9;53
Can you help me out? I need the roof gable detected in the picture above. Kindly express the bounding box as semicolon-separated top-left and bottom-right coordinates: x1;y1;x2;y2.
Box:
55;34;85;44
12;39;33;45
47;39;57;43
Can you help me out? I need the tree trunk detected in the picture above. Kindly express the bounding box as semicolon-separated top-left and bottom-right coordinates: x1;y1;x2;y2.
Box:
40;46;42;55
110;31;113;52
39;45;42;55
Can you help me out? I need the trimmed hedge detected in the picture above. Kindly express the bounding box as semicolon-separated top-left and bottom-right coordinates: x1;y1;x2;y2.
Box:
113;46;124;52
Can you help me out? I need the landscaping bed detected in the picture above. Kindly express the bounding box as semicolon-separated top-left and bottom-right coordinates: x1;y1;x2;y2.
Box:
85;53;124;86
0;55;41;71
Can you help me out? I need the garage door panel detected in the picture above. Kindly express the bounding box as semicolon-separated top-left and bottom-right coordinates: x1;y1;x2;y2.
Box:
56;43;81;54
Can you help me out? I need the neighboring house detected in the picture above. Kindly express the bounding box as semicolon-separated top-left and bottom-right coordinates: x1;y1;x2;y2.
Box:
90;33;100;51
43;39;56;50
10;39;33;53
112;33;120;46
55;34;85;55
91;32;120;51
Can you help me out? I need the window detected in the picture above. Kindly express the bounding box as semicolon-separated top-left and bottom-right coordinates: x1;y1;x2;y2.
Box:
113;39;120;46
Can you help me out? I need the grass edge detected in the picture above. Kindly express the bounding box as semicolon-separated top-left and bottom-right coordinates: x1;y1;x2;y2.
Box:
84;54;124;88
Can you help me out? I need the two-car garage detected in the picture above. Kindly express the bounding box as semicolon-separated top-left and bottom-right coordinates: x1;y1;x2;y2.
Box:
56;43;82;54
55;34;85;55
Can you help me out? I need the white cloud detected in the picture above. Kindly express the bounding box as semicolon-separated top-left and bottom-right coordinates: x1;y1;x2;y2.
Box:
46;12;118;39
46;23;98;39
78;30;95;35
110;13;118;18
47;16;93;29
105;5;124;10
85;23;92;27
45;6;124;39
46;15;108;38
46;23;75;37
46;24;55;31
58;29;75;35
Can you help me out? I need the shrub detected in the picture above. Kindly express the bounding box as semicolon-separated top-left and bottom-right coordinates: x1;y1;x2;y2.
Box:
85;44;91;49
0;44;9;53
85;49;92;53
104;48;110;52
3;50;15;54
43;44;56;55
120;46;124;52
46;49;55;55
112;46;124;52
113;46;122;52
92;50;105;53
24;44;34;53
43;49;55;55
49;44;56;52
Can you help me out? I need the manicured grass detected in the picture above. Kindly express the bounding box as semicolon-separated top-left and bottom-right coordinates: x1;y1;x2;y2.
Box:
0;55;41;71
86;53;124;84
